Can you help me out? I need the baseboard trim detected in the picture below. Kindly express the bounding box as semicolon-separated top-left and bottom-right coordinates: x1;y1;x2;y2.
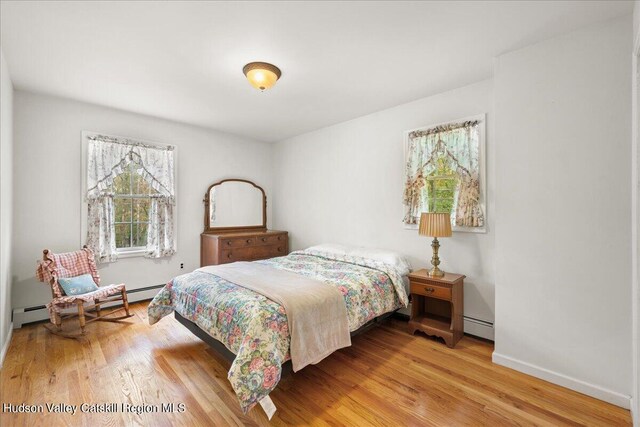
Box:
492;352;631;409
12;284;164;328
0;324;14;368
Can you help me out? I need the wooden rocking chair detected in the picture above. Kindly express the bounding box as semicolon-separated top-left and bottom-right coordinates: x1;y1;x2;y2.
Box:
36;246;133;338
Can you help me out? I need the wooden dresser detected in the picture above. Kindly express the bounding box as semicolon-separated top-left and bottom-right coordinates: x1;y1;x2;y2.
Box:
201;230;288;266
201;179;288;266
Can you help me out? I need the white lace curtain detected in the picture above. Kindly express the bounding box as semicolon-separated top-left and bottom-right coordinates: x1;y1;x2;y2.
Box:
86;135;176;262
403;121;485;228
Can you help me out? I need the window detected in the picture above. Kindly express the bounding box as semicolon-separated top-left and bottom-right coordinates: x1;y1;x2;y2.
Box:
424;155;458;215
112;162;158;251
84;132;176;262
403;115;486;231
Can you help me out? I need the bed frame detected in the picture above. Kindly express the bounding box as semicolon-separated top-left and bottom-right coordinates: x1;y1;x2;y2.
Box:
174;310;394;375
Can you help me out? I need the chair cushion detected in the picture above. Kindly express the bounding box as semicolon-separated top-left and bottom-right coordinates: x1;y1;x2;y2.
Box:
57;274;99;296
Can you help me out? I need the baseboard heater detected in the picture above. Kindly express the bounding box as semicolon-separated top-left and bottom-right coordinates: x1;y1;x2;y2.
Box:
462;316;494;341
396;304;494;341
12;284;165;328
14;286;495;340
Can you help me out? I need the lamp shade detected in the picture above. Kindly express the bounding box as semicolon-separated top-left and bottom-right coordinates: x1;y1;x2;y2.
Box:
243;62;282;91
419;213;452;237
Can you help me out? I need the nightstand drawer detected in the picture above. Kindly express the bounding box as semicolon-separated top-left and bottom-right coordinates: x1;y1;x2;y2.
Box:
410;282;451;301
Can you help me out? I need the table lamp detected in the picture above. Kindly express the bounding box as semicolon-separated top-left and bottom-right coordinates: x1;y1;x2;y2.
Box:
419;212;452;277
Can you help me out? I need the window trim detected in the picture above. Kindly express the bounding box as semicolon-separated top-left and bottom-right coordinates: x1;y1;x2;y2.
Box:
80;131;179;258
403;113;487;233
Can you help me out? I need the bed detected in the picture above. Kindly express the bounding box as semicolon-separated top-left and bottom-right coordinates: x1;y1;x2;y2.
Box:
148;246;410;415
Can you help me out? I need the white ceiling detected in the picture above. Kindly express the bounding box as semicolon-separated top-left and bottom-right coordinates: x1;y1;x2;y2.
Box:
0;1;633;142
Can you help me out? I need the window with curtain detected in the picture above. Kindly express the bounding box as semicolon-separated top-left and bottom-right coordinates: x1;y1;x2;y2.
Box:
403;116;486;231
85;134;176;262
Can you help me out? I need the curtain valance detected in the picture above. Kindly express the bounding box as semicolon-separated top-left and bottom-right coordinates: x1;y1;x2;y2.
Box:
86;135;175;199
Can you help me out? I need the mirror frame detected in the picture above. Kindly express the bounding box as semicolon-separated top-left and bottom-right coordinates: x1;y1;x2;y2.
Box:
203;178;267;233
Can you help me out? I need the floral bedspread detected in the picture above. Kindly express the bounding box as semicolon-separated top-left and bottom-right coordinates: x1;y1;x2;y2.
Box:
147;249;408;413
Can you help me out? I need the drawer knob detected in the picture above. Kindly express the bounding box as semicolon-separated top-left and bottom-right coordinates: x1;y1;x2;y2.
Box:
424;287;435;293
246;239;251;244
277;236;281;240
227;253;232;258
262;237;266;242
277;247;283;252
227;241;231;246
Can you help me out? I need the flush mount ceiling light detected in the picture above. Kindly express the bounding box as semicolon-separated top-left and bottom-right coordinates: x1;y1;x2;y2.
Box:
242;62;282;91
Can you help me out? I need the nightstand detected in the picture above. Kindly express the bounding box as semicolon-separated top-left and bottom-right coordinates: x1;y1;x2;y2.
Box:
407;269;465;348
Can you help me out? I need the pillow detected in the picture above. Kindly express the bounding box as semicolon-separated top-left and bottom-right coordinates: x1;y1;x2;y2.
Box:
349;247;412;276
306;244;351;255
306;243;412;276
57;274;99;296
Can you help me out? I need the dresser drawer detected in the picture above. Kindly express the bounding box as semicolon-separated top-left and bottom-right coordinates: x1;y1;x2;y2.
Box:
410;282;451;301
222;244;286;262
220;237;258;248
253;234;286;246
220;235;287;249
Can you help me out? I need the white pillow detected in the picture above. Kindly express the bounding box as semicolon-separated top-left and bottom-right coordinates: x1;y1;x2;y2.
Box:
349;247;412;276
306;243;412;276
306;243;351;255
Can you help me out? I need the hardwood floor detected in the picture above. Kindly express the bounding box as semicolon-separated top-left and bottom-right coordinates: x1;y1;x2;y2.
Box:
0;302;631;426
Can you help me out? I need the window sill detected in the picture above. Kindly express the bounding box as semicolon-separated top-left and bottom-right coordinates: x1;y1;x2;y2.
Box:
116;249;147;259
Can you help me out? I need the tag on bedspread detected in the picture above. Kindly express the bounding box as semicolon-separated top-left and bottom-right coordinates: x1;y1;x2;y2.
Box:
259;395;277;420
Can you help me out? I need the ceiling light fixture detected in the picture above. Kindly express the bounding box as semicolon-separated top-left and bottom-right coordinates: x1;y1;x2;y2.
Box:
242;62;282;91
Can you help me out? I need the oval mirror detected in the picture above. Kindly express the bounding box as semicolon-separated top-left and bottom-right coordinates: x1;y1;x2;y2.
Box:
204;179;266;232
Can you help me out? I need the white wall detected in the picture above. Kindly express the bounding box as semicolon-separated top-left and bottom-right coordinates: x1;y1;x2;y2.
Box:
493;16;632;408
12;91;273;311
0;50;14;363
635;1;640;45
633;2;640;424
273;79;495;335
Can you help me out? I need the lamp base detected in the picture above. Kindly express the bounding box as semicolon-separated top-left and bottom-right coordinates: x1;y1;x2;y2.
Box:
428;237;445;277
428;266;445;277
